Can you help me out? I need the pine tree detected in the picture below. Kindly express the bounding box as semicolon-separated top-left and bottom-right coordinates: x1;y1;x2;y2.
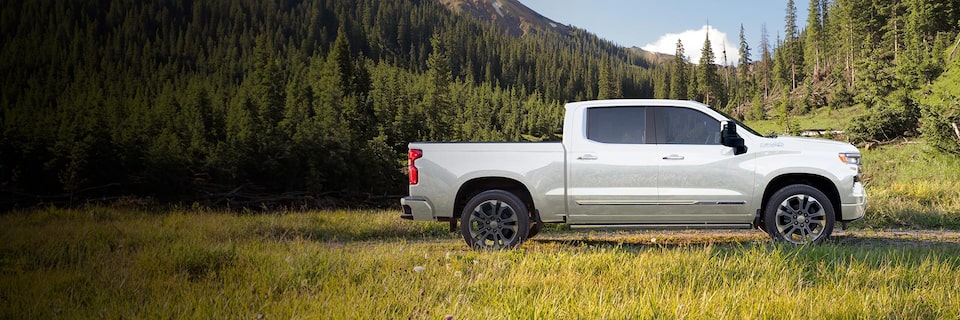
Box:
733;24;752;117
252;35;285;151
331;26;354;95
422;31;453;141
669;39;688;100
654;69;670;99
698;31;720;106
783;0;802;89
759;23;773;98
737;24;752;79
597;60;621;99
748;91;766;121
805;0;823;80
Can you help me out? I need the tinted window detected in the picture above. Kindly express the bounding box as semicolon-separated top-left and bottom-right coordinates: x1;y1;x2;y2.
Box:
586;107;647;144
657;107;721;145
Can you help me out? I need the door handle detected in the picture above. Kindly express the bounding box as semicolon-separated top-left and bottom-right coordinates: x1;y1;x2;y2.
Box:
662;154;685;160
577;154;598;160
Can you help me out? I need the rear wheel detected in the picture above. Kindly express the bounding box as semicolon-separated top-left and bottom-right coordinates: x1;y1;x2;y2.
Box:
460;190;530;249
763;184;835;244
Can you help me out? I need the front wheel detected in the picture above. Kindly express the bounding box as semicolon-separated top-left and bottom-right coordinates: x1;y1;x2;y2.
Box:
460;190;530;249
763;184;835;244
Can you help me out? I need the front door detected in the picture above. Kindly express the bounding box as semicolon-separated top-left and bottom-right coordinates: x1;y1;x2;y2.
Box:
653;107;756;223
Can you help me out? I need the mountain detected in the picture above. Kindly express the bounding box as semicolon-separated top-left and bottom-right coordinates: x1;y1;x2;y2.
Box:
438;0;666;69
628;46;674;65
438;0;571;37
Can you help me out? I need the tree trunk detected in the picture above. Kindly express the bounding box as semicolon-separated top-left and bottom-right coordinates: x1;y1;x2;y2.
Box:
950;36;960;61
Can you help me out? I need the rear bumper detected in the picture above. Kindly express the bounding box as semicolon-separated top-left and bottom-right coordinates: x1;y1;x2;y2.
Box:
400;197;435;221
840;182;867;222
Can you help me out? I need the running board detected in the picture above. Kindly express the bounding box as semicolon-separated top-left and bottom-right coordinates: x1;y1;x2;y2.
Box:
569;223;753;230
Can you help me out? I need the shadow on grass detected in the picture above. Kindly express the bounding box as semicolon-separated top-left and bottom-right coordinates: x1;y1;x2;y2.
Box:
527;229;960;251
830;230;960;247
529;233;767;251
255;220;453;242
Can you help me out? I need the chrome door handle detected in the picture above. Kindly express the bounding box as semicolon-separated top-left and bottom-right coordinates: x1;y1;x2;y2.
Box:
577;154;598;160
662;154;685;160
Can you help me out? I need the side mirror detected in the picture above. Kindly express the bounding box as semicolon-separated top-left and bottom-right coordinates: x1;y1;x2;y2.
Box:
721;122;748;155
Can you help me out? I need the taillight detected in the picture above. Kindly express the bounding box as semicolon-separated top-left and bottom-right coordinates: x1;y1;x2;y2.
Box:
408;149;423;185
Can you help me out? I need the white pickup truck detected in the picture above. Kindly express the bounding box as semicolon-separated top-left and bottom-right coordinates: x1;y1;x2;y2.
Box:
401;99;866;248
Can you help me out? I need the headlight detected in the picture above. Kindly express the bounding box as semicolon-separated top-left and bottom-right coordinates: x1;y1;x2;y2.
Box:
839;152;861;166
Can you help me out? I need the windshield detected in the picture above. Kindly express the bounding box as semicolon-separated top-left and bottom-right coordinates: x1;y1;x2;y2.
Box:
712;108;767;137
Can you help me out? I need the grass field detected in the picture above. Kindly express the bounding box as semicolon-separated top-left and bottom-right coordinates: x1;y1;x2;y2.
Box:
3;141;960;319
3;206;960;319
858;142;960;229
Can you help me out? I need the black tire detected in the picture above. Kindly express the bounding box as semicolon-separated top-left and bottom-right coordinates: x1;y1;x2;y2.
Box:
460;190;530;249
763;184;835;244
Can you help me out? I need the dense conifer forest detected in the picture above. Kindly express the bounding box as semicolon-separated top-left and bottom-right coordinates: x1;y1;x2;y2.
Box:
0;0;661;206
2;0;959;207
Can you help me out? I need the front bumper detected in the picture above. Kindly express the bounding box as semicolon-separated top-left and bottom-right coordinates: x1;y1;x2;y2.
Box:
840;182;867;222
400;197;435;221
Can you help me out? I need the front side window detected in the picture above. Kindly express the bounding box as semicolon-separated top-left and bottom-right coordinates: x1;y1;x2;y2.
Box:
586;107;648;144
657;107;721;145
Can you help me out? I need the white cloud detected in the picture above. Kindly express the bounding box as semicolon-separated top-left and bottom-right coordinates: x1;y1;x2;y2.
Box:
641;25;740;66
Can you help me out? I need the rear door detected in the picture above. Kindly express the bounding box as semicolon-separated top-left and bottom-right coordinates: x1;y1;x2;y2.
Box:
566;106;660;223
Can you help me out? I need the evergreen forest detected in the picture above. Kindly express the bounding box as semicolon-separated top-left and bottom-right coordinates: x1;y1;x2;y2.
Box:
2;0;959;208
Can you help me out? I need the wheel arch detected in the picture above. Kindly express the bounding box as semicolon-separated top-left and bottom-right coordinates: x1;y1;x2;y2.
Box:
761;173;842;221
454;177;535;219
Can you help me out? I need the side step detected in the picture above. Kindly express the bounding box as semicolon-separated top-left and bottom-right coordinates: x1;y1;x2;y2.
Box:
569;223;753;230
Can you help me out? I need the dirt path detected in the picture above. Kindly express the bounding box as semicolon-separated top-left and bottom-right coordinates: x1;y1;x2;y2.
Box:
532;228;960;247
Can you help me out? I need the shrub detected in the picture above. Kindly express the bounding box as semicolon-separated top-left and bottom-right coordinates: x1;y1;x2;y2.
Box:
918;48;960;155
846;89;919;143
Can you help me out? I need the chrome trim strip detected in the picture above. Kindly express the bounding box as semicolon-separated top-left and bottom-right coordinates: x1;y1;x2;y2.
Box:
575;200;660;205
575;200;747;206
569;223;753;230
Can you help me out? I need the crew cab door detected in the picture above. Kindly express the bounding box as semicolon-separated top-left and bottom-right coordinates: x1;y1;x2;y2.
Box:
566;106;660;223
652;107;756;222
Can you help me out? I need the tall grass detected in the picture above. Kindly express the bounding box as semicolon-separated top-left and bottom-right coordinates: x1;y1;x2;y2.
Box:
3;207;960;319
859;142;960;228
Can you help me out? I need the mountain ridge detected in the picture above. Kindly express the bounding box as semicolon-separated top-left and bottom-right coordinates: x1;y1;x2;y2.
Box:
438;0;570;37
438;0;671;66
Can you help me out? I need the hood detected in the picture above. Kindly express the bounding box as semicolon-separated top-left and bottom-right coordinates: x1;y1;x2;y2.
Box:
757;136;859;153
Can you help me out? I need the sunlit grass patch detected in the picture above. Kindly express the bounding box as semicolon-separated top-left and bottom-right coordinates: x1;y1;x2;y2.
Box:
744;105;865;136
3;208;960;319
859;142;960;228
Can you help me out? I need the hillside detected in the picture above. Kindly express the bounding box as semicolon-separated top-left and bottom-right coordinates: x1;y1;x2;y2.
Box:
0;0;664;207
439;0;571;36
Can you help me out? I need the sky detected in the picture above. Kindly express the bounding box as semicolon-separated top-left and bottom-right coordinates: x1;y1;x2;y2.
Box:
517;0;809;65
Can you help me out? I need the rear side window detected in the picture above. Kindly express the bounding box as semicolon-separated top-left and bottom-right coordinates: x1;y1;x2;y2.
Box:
586;107;647;144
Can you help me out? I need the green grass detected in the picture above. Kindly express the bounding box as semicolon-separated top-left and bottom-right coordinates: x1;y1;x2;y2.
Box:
3;207;960;319
859;142;960;228
744;105;864;136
